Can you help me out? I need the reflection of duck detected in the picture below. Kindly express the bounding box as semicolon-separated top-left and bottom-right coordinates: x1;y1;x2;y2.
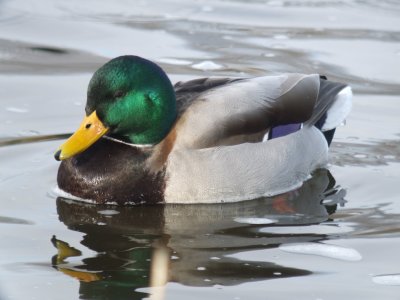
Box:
52;170;345;298
54;55;351;204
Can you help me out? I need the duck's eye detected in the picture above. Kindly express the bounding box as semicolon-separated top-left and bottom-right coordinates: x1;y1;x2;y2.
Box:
113;90;125;98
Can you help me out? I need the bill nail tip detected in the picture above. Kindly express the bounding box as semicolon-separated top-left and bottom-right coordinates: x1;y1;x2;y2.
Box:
54;150;61;161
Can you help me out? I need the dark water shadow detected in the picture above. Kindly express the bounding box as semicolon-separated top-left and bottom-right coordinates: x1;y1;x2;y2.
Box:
0;133;71;147
0;38;106;74
52;169;345;299
0;215;33;225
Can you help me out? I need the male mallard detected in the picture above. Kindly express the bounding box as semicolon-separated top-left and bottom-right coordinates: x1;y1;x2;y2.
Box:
55;55;352;205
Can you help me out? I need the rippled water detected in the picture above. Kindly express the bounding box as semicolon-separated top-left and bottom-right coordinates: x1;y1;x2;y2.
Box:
1;0;400;299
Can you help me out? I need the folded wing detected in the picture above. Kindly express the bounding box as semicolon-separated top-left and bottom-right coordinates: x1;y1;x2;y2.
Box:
173;73;350;149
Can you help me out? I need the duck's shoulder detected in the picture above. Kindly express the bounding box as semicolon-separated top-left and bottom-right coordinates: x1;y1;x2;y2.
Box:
173;77;243;114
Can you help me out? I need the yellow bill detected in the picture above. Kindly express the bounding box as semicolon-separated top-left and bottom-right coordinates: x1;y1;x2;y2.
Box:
54;111;109;161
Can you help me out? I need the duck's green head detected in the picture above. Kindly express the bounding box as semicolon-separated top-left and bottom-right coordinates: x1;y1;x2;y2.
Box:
55;56;177;161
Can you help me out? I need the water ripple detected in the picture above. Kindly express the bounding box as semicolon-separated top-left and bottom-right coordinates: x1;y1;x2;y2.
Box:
0;133;71;147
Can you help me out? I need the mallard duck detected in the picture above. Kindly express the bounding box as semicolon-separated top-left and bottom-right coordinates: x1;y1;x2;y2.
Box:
54;55;352;205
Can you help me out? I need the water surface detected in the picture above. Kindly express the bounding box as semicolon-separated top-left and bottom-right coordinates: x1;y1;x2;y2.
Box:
0;0;400;299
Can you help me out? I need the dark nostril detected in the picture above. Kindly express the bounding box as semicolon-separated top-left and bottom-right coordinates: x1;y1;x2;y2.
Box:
54;150;61;161
85;123;92;129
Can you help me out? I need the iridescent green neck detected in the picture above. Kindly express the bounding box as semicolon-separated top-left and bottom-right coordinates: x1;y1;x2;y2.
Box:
126;89;177;145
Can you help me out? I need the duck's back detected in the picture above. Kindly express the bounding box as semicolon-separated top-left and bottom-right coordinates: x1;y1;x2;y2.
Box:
161;74;351;203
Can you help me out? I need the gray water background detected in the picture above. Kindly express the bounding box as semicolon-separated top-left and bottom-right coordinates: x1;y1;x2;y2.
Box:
0;0;400;299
